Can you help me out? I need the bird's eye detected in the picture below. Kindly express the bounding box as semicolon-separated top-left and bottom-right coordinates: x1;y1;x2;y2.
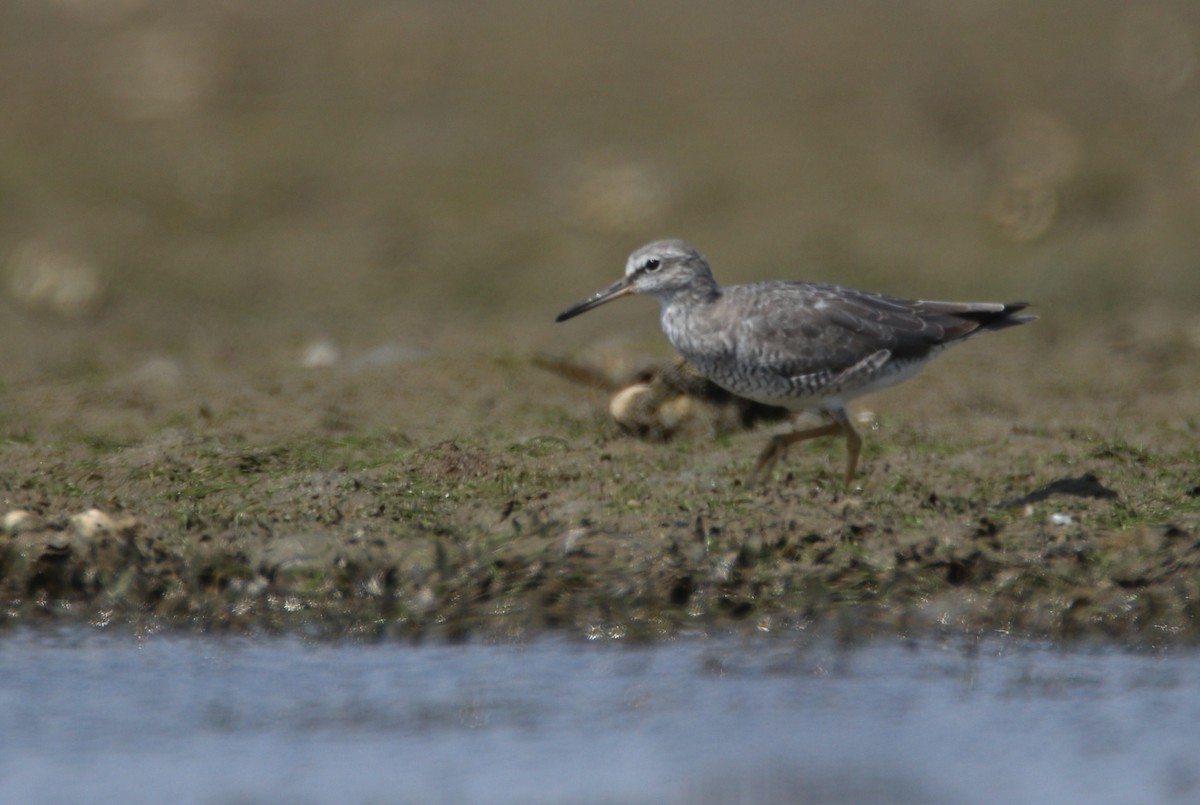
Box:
643;258;662;272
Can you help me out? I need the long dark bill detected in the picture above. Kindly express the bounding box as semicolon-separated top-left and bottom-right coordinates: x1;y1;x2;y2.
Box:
554;276;636;322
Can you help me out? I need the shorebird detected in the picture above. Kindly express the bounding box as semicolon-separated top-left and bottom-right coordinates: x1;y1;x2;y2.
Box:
555;239;1035;486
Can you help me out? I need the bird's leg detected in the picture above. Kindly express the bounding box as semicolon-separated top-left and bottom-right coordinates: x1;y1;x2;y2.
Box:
748;419;845;486
748;407;865;487
826;408;862;486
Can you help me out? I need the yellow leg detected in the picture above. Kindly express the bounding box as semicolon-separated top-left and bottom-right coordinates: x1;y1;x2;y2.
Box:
831;410;862;487
749;420;844;486
748;409;863;487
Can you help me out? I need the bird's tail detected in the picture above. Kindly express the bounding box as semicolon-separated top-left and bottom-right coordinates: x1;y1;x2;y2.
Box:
914;300;1037;341
960;302;1038;332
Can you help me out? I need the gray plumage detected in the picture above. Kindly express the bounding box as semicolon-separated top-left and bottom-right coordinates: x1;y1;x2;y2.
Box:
556;239;1036;485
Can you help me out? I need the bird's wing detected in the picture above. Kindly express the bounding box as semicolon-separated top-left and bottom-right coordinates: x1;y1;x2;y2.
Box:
724;282;981;379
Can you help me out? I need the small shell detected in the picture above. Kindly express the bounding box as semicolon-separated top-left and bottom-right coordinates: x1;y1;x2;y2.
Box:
608;383;656;428
656;395;695;431
71;509;117;540
8;241;104;319
1;509;39;536
301;339;342;368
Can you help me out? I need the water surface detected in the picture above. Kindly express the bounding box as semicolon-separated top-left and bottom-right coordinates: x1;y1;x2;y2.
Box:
0;628;1196;804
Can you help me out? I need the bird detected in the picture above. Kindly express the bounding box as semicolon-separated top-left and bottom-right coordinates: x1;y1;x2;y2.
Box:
555;239;1036;486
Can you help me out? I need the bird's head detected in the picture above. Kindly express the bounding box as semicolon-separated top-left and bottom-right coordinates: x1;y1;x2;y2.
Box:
555;240;714;322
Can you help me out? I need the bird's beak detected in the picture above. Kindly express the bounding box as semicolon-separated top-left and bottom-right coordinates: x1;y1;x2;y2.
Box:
555;276;637;322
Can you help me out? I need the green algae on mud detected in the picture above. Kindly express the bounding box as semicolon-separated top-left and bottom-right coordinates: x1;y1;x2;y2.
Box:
1;396;1198;643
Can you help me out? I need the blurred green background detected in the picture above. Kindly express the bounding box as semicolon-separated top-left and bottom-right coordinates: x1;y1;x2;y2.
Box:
2;0;1199;387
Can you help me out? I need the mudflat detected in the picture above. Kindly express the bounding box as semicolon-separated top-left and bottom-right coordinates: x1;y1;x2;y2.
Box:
1;2;1198;642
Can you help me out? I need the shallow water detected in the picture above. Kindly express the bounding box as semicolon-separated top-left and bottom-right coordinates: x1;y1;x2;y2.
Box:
0;628;1196;805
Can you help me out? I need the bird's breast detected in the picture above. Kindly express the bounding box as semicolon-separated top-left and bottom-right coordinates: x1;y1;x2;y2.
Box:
661;302;735;368
660;301;791;403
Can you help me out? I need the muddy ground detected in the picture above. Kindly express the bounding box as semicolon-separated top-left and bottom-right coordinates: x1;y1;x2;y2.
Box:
1;2;1199;643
